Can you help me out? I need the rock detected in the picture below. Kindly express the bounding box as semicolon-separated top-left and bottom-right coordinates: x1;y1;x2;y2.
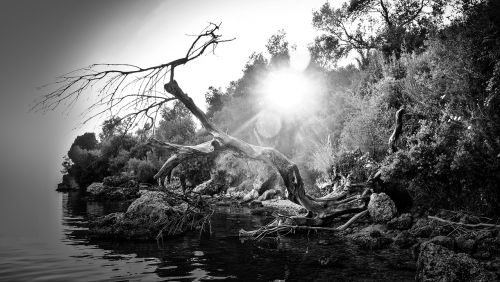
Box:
89;191;188;240
416;242;495;282
125;190;186;220
429;236;455;250
193;179;219;196
394;231;417;249
86;182;105;195
388;213;413;230
260;199;307;216
56;175;79;191
348;225;392;250
213;150;286;200
367;193;397;222
86;182;139;201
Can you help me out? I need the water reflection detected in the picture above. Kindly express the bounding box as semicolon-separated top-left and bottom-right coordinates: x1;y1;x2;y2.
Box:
57;192;415;281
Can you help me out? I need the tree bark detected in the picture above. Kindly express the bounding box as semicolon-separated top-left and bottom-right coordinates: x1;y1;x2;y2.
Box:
149;80;371;221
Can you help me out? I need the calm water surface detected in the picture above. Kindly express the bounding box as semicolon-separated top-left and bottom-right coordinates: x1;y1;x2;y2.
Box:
0;190;415;281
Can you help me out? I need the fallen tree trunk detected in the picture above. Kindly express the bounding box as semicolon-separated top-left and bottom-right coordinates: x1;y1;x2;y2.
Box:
149;79;372;223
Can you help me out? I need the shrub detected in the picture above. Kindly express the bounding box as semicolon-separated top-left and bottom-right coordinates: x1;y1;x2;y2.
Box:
127;158;158;184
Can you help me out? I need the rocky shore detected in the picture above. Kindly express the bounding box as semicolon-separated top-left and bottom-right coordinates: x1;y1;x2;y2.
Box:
82;183;500;281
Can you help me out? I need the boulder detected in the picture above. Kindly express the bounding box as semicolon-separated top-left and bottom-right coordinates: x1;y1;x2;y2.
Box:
429;236;455;250
410;218;455;238
388;213;413;230
125;190;186;220
348;232;393;250
89;190;189;240
416;242;495;281
86;182;138;201
348;224;392;250
367;193;397;222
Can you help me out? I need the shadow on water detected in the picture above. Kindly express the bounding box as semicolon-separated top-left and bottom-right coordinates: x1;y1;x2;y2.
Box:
61;192;416;281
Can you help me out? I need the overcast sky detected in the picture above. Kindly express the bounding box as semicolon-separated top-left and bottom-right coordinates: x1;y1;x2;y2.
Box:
0;0;343;213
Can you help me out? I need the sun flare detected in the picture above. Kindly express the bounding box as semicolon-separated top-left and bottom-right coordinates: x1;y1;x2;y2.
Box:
260;69;314;115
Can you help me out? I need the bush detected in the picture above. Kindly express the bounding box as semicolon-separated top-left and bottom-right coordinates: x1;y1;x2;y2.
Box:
127;158;157;184
103;174;136;188
380;120;500;215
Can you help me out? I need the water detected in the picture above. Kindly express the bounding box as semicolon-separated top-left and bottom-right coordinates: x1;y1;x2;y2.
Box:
0;191;416;281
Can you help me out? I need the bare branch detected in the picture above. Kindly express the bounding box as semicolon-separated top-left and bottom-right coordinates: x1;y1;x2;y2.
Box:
35;23;234;129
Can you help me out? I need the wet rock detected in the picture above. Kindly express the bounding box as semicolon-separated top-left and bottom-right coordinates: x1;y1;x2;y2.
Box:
89;191;189;240
57;175;79;191
387;213;412;230
416;242;495;282
348;225;392;250
367;193;397;223
349;233;393;250
394;231;417;249
429;236;455;250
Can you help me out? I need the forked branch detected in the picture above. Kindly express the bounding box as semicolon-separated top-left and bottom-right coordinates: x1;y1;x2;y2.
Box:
34;23;234;129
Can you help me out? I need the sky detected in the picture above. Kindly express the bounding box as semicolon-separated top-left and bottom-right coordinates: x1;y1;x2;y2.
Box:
0;0;340;224
0;0;335;180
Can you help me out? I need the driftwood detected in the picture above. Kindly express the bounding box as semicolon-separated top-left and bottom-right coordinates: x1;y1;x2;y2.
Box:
150;79;372;219
428;216;500;229
149;73;408;238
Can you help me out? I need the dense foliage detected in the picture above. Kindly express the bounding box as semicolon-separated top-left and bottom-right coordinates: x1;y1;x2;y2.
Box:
61;102;212;190
202;0;500;214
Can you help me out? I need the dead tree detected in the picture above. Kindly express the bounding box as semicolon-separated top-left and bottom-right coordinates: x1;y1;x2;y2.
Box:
37;24;404;232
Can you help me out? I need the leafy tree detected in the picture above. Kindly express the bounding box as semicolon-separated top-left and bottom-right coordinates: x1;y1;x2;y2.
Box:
205;86;226;119
311;0;447;67
155;101;195;144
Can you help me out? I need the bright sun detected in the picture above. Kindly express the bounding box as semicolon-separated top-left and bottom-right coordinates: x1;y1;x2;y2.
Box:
261;69;314;115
